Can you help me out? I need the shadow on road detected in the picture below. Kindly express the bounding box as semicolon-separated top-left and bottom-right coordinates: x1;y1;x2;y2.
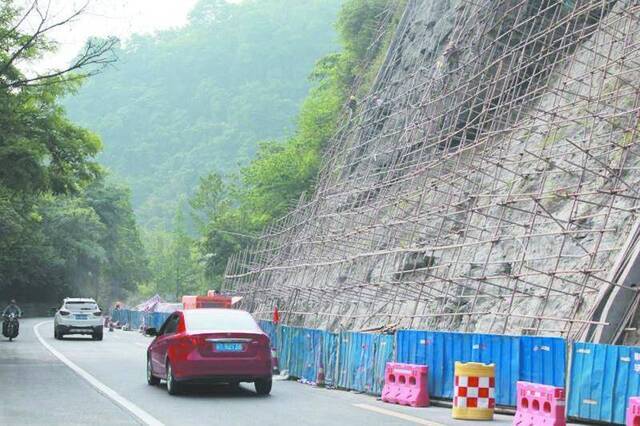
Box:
57;337;96;342
161;383;268;399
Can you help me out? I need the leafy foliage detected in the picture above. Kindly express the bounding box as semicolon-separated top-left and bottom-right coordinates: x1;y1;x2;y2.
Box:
0;1;147;305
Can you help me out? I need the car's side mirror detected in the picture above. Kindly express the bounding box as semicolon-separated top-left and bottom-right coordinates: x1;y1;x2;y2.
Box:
146;327;158;336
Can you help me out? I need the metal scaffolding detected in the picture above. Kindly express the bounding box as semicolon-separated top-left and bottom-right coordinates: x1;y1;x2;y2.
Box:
223;0;640;340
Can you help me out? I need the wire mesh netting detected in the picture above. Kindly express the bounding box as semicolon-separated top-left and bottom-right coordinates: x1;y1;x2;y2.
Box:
223;0;640;340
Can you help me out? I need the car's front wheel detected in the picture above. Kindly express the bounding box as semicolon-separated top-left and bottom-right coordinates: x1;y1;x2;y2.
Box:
166;361;181;395
147;356;160;386
255;379;272;396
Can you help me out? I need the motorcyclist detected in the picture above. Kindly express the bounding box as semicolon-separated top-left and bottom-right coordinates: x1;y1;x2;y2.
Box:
2;299;22;336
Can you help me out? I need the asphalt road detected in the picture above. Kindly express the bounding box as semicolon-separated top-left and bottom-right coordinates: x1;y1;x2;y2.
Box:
0;318;544;426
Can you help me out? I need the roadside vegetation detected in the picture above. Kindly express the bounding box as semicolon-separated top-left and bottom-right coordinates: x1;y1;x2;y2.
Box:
0;1;147;304
0;0;403;305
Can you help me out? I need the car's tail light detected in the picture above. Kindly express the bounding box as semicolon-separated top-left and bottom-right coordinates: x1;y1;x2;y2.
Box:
178;335;203;348
251;335;271;348
93;311;102;316
59;310;70;316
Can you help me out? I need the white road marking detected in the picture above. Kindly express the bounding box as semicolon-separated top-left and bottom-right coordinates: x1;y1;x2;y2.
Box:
135;343;148;349
353;403;446;426
34;321;164;426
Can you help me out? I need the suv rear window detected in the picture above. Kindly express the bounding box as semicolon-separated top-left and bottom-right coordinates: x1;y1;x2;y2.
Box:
184;310;260;332
64;301;98;311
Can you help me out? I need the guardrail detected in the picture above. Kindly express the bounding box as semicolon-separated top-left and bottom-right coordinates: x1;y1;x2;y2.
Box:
111;309;638;424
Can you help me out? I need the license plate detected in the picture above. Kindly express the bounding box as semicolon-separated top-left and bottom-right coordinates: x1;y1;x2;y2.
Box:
215;342;243;352
75;314;88;320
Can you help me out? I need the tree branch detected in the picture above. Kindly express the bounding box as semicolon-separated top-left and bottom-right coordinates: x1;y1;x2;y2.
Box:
0;0;114;90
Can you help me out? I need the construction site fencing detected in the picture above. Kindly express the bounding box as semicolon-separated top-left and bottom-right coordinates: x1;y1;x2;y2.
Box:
337;332;394;394
111;310;640;424
396;330;566;406
568;342;640;424
110;309;170;330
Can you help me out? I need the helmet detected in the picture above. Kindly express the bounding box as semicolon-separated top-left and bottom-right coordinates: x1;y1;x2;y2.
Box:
10;299;16;304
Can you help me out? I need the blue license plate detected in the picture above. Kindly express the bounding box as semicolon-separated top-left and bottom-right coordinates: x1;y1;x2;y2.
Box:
215;342;243;352
75;314;88;320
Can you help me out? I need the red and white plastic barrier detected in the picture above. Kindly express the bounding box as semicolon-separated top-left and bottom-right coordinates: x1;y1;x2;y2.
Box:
627;396;640;426
514;381;565;426
381;362;430;407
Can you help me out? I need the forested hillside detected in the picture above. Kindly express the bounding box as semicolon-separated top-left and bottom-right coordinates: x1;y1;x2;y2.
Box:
65;0;343;227
137;0;404;297
0;1;148;305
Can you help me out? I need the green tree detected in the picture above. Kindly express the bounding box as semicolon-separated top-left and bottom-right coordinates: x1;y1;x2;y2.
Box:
0;1;145;306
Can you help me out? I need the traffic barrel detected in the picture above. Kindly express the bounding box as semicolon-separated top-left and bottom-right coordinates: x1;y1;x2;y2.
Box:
452;361;495;420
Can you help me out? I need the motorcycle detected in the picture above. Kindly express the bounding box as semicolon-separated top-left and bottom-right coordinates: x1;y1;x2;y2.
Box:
2;312;19;341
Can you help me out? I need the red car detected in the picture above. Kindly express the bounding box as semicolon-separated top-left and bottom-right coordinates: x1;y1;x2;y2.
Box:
146;308;272;395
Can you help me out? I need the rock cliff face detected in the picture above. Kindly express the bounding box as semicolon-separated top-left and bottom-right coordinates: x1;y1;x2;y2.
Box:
225;0;640;343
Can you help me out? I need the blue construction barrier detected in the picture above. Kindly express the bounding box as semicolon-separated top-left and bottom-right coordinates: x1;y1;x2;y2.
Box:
271;325;340;385
110;309;170;330
321;330;339;387
114;308;640;424
395;330;566;406
337;332;394;394
568;342;640;424
147;312;171;330
258;320;277;343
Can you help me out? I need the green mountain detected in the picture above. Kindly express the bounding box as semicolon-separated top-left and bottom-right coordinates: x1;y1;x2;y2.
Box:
64;0;342;228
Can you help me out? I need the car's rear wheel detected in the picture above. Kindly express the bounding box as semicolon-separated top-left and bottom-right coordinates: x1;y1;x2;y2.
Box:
166;361;181;395
55;326;64;340
93;328;103;341
147;357;160;386
255;379;272;395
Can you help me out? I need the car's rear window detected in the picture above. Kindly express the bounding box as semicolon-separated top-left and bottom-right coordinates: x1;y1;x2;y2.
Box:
184;310;261;332
65;301;97;311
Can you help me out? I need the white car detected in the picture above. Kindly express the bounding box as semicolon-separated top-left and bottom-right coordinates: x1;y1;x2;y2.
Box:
54;298;104;340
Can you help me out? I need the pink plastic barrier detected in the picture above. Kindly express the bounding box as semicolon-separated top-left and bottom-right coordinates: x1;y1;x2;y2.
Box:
382;362;429;407
627;397;640;426
514;381;565;426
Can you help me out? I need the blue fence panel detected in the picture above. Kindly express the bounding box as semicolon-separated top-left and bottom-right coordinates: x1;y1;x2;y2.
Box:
372;334;394;394
301;328;321;382
568;342;640;424
471;333;520;406
258;320;277;343
147;312;170;330
396;330;566;407
519;335;566;388
396;330;471;400
129;311;144;329
280;325;291;371
110;309;124;323
322;330;339;387
336;332;393;394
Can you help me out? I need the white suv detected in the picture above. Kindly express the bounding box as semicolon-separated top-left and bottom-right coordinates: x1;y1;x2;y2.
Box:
54;298;104;340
